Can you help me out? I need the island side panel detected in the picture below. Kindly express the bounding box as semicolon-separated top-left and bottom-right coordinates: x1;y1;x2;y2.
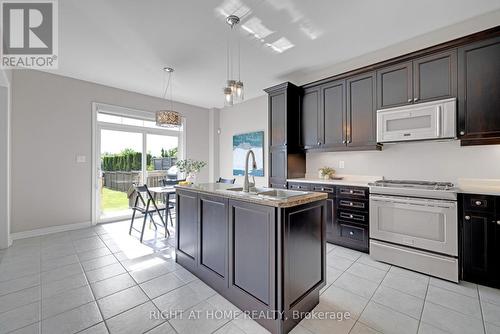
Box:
197;194;229;293
176;189;198;272
227;200;279;333
282;200;327;332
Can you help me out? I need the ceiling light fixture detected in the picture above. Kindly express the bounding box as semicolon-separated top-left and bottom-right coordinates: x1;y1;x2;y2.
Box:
223;14;244;106
156;67;182;128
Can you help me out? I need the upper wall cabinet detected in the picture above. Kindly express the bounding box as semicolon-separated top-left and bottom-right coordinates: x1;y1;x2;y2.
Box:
377;50;457;110
265;83;305;188
458;36;500;146
301;86;321;149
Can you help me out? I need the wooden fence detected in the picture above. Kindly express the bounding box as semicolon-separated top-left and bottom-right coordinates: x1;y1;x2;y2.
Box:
103;170;168;192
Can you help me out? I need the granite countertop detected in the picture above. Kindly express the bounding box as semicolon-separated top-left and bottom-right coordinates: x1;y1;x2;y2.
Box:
175;183;327;208
287;175;382;188
457;179;500;196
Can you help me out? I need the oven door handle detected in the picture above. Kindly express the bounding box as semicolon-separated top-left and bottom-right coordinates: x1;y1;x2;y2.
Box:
370;195;456;209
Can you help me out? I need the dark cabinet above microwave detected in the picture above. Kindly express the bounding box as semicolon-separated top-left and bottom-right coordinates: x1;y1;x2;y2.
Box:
377;50;457;110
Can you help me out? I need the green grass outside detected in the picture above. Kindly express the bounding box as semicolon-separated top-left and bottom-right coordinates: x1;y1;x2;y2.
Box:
101;187;129;212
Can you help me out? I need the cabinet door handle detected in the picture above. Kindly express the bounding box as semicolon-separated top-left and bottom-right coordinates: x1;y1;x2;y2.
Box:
475;201;482;206
465;216;470;220
497;221;500;225
407;98;412;103
459;131;465;136
349;231;354;236
414;97;419;102
342;140;346;144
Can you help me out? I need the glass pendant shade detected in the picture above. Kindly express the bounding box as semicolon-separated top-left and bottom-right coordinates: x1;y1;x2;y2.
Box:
155;110;182;127
235;81;244;100
224;87;233;106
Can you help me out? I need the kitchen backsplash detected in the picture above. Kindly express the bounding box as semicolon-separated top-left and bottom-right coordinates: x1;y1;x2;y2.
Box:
306;140;500;182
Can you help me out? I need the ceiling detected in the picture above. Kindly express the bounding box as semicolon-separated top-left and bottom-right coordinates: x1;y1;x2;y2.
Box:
53;0;500;108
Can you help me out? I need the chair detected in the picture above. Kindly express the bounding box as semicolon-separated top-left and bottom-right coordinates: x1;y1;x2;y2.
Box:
159;179;184;226
129;184;169;242
217;177;236;184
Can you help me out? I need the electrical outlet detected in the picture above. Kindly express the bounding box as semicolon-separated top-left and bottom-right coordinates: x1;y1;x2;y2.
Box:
76;155;86;163
339;160;345;169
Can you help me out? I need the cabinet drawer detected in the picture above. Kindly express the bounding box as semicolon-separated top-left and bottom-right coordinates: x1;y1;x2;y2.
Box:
463;194;495;213
337;186;368;199
338;210;368;224
311;184;335;193
270;182;287;189
288;183;311;191
338;199;367;210
339;223;368;243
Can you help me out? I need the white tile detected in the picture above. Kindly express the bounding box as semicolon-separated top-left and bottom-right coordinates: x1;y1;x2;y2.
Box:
417;322;450;334
333;272;379;299
78;322;109;334
482;301;500;327
381;272;428;299
331;247;363;261
350;322;382;334
42;285;95;319
389;267;430;284
169;300;231;334
372;285;424;319
0;274;40;296
346;262;387;284
300;300;357;334
145;322;176;334
429;278;478;298
326;243;336;253
420;301;484;334
78;248;112;262
97;286;148;319
320;266;343;294
426;285;482;319
479;285;500;306
129;261;179;283
41;263;83;283
326;253;355;271
42;301;102;334
0;302;40;333
320;285;369;319
359;301;419;334
289;324;314;334
105;301;164;334
69;229;98;240
213;321;246;334
0;286;40;314
73;237;106;253
81;255;118;272
41;254;79;272
233;313;270;334
153;280;216;313
41;273;88;299
139;271;186;298
9;322;41;334
486;323;500;334
172;267;198;283
86;263;126;283
90;272;136;299
206;294;240;313
0;262;40;282
356;254;391;271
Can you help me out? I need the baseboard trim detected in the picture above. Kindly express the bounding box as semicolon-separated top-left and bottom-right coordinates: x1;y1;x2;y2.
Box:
10;221;92;240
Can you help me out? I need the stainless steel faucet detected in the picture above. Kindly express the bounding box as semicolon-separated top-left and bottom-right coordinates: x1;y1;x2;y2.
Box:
243;149;257;192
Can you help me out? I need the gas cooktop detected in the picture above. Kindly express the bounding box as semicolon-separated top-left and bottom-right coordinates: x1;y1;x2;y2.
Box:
368;179;458;200
369;179;455;191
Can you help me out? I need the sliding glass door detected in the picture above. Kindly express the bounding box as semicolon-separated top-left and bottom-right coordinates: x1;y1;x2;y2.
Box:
94;104;184;223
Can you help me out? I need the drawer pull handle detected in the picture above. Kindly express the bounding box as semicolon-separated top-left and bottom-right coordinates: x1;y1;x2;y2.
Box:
350;190;354;194
475;201;482;206
497;221;500;225
465;216;470;221
349;202;353;206
350;214;353;218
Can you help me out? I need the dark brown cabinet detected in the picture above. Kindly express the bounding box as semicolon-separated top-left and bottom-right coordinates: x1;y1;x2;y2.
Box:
377;50;457;110
265;83;305;189
347;72;378;148
301;86;321;149
322;80;347;149
175;189;199;272
461;194;500;288
458;36;500;145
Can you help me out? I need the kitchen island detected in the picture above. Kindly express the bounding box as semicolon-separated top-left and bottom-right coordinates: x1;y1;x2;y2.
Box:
174;183;327;334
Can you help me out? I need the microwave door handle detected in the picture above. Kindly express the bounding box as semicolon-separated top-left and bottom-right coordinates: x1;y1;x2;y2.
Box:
436;105;442;136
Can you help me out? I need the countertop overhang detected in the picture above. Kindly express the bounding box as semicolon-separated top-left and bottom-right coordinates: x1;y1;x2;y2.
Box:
175;183;327;208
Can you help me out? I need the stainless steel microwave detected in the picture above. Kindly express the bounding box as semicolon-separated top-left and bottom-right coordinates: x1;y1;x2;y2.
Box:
377;98;456;143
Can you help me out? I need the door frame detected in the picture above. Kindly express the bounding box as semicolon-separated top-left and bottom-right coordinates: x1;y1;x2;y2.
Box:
91;102;186;225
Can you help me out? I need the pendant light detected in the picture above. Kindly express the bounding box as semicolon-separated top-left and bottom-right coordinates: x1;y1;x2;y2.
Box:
156;67;182;128
223;15;244;106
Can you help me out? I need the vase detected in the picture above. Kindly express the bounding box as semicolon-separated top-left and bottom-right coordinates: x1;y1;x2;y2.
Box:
186;173;197;184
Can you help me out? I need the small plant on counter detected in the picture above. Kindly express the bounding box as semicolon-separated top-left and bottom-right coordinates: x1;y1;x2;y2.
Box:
176;159;207;183
318;166;335;180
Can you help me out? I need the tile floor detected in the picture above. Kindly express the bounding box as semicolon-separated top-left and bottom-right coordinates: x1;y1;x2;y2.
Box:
0;221;499;334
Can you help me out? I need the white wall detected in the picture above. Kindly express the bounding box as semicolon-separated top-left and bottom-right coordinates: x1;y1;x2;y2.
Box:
11;70;209;234
0;69;11;248
208;108;220;183
219;96;268;187
306;141;500;183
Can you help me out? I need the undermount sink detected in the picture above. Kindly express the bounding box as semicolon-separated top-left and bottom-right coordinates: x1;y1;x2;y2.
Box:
222;187;309;199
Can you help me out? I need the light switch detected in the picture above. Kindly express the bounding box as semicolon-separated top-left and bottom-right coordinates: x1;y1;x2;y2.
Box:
339;160;345;169
76;155;86;163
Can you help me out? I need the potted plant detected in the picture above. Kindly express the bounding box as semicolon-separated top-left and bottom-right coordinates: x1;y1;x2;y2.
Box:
176;159;207;184
318;166;335;180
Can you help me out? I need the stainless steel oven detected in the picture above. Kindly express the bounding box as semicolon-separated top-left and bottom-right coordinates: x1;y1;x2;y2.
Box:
368;180;459;282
